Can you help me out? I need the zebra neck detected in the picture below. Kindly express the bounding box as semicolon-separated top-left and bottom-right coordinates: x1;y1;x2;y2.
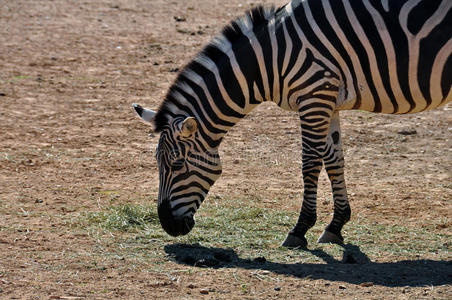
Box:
166;18;291;147
160;6;301;148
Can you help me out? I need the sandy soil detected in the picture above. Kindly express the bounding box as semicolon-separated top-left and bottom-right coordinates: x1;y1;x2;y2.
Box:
0;0;451;299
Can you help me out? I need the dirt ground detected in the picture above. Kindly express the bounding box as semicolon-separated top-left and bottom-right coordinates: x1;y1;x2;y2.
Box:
0;0;451;299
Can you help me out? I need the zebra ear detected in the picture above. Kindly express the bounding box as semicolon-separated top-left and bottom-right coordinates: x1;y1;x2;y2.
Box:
132;103;156;123
180;117;198;138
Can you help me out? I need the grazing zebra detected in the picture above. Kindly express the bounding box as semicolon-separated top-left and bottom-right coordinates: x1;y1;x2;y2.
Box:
133;0;451;248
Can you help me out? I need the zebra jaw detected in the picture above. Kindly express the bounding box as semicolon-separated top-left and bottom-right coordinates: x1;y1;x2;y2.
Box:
132;103;156;123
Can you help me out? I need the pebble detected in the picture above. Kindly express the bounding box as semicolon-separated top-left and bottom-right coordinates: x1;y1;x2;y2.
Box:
339;285;347;290
173;16;186;22
274;286;281;291
397;130;417;135
200;289;209;295
360;282;374;287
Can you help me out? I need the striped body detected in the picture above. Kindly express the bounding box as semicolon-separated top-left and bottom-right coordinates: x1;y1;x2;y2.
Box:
283;0;452;114
133;0;451;244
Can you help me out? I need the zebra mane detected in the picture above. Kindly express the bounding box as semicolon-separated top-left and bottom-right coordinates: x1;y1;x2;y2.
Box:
154;5;278;132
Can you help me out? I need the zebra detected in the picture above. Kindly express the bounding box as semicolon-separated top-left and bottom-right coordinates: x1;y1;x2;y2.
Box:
132;0;451;248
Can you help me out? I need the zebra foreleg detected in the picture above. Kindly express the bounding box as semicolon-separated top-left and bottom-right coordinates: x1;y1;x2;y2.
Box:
282;152;323;248
282;104;333;248
318;111;351;244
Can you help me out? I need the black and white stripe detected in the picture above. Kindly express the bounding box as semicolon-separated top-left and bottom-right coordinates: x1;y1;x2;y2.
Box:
133;0;451;245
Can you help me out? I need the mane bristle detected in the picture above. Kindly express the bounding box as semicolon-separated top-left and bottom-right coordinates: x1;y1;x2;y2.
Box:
153;5;277;132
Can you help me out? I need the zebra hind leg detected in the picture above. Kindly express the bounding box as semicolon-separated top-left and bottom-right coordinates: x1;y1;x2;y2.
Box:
317;111;351;244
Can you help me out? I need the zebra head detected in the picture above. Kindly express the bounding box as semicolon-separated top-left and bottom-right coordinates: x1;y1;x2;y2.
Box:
132;103;222;236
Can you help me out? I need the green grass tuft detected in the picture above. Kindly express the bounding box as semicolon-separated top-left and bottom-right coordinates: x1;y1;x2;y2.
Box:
87;204;159;232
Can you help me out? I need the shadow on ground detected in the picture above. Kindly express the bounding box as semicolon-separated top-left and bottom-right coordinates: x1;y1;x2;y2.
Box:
164;243;452;287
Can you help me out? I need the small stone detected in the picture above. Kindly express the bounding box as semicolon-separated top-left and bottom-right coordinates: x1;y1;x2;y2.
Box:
397;130;417;135
187;284;196;289
200;289;209;294
173;16;186;22
339;285;347;290
274;286;281;291
35;199;43;203
169;67;179;73
360;282;374;287
0;92;5;97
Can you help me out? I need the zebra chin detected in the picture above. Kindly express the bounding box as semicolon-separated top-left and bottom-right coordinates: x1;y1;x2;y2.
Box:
158;199;195;237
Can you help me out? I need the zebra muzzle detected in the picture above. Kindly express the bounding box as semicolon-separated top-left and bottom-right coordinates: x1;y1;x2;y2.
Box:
158;200;195;236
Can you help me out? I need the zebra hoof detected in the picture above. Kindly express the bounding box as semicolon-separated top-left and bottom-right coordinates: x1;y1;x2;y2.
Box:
282;233;307;249
317;230;344;244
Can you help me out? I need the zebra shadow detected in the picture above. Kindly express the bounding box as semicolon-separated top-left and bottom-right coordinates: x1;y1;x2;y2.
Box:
164;243;452;287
